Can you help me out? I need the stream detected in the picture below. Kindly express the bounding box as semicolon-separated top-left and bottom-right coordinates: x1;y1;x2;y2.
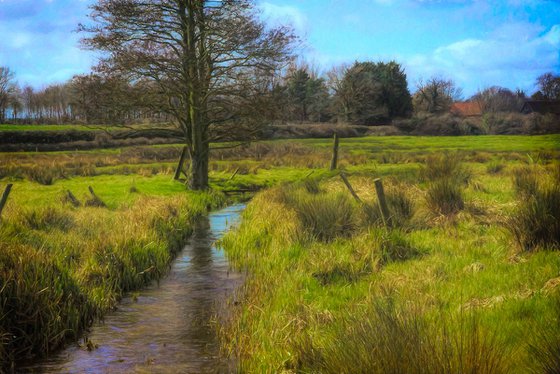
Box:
22;204;245;374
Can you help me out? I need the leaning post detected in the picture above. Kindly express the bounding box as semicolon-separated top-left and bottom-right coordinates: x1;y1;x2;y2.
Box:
340;173;362;203
173;146;188;180
0;184;13;220
374;178;392;228
330;133;339;171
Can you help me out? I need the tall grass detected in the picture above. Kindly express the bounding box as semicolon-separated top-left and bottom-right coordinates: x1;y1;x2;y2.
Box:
421;153;469;216
509;165;560;251
527;296;560;373
0;192;223;370
426;178;465;215
276;187;356;242
362;185;414;227
312;302;509;374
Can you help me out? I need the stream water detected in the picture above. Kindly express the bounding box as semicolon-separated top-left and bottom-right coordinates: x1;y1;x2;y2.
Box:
22;204;245;374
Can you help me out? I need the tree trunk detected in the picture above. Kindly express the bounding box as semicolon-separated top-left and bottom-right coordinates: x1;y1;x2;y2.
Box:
188;143;209;190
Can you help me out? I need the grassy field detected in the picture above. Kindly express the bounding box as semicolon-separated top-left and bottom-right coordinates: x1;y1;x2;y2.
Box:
0;134;559;372
0;124;98;132
216;135;559;373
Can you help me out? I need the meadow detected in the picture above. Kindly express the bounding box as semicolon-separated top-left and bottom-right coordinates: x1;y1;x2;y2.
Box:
0;133;559;372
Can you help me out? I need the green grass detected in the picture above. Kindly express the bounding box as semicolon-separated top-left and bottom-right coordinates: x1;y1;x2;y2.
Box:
1;133;559;371
0;124;98;131
219;156;560;373
0;173;226;370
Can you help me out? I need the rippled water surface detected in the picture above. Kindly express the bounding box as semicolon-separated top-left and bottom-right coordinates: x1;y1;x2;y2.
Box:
22;204;245;373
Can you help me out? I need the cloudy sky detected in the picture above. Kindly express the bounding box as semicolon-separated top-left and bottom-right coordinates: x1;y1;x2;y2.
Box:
0;0;558;97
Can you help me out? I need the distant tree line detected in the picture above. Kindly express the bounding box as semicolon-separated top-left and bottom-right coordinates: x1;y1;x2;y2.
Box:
1;63;558;126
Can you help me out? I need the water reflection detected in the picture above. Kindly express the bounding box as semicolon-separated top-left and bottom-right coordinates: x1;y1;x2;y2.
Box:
22;204;245;374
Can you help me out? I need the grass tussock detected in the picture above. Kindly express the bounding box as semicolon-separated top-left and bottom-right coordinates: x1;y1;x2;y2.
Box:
486;159;506;174
527;296;560;373
276;187;356;242
362;184;414;228
421;153;469;216
313;302;509;374
509;165;560;251
426;178;465;216
420;152;470;185
18;206;75;231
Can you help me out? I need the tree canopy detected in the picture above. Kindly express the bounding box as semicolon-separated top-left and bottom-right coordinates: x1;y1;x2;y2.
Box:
80;0;294;189
330;61;412;125
413;77;462;114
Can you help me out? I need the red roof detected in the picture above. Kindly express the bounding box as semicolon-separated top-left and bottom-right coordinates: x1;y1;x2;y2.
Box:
450;102;482;117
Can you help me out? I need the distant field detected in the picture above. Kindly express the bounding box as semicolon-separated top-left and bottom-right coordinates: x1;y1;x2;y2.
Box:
0;124;98;131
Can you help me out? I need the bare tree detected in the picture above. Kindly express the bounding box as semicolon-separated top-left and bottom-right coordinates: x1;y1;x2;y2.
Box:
534;72;560;100
413;77;462;114
471;86;524;113
80;0;294;189
0;67;16;123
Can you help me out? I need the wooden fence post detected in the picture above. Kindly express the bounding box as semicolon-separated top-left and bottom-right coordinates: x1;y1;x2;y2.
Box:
173;146;188;180
330;133;339;171
87;186;106;207
0;184;13;219
340;173;362;203
374;178;392;228
229;167;240;180
65;190;81;207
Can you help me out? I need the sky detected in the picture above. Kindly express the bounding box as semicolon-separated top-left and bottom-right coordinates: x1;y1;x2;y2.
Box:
0;0;558;97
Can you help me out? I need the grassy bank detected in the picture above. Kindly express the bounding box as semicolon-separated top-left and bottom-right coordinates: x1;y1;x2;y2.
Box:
219;150;560;372
0;174;226;370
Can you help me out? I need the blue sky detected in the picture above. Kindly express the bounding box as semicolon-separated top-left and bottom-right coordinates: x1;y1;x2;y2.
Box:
0;0;558;97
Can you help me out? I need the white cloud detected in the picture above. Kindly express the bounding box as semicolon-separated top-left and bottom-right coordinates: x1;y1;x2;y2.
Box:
405;23;560;95
259;3;308;34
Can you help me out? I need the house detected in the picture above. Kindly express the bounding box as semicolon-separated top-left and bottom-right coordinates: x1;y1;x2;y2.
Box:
520;100;560;115
450;102;483;117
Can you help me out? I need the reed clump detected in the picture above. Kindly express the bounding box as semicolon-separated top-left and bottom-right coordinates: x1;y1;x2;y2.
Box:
508;164;560;251
421;153;469;216
276;187;356;242
313;301;509;374
361;184;414;228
